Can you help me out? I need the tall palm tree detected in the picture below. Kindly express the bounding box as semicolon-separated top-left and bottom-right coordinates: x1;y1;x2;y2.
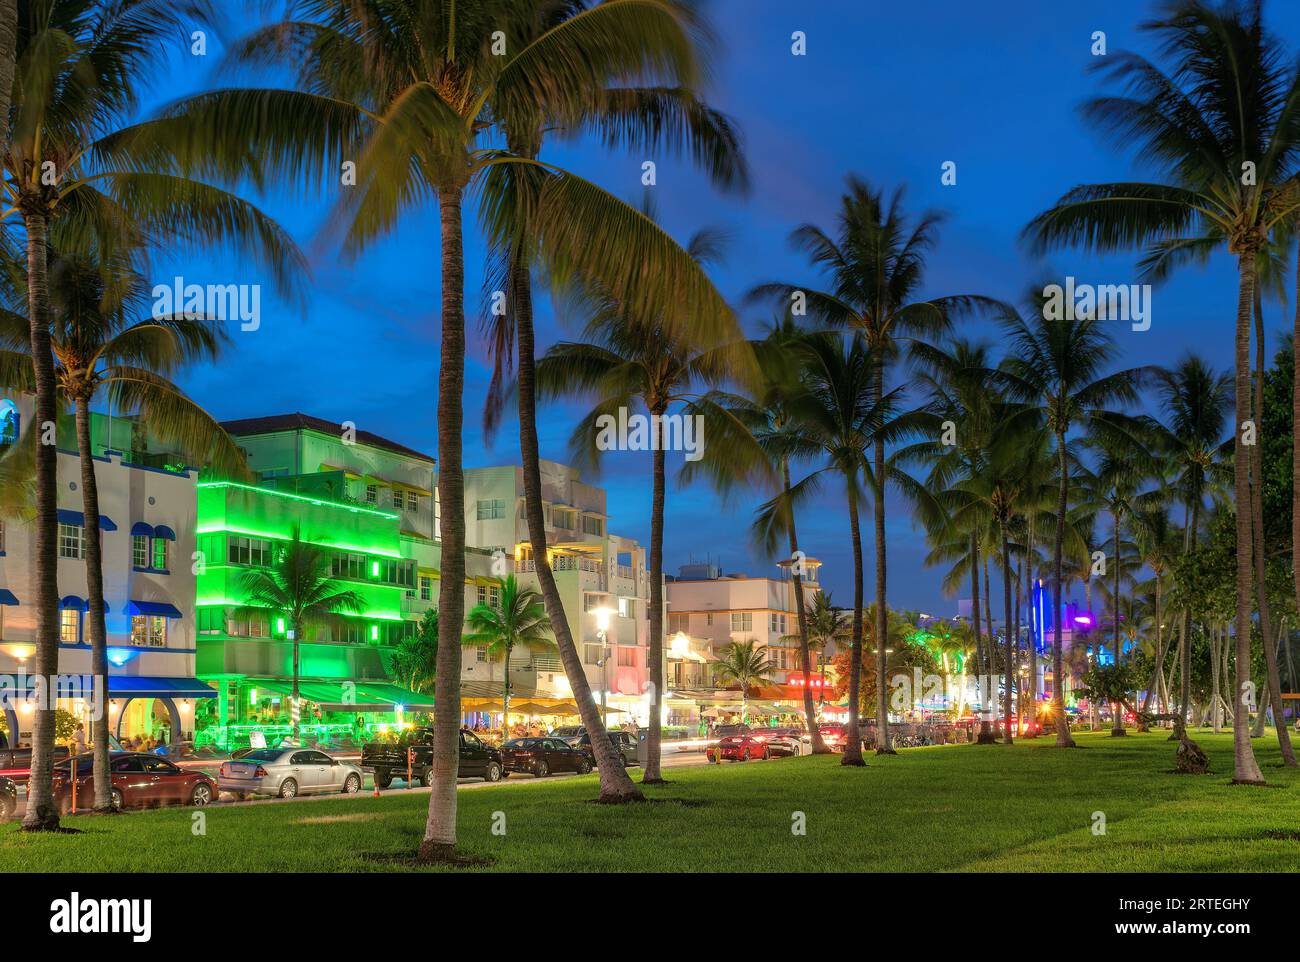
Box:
1022;0;1300;783
462;575;555;725
713;640;773;724
535;229;754;783
755;333;897;766
752;177;991;753
0;251;247;812
171;0;745;822
698;314;830;752
385;609;439;695
1147;357;1233;723
237;529;365;743
802;591;847;700
996;298;1145;747
7;0;303;832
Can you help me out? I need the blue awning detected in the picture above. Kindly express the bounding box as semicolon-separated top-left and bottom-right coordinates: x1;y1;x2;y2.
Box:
127;600;183;619
130;522;155;537
59;595;87;612
153;525;176;541
56;508;117;532
108;676;216;698
0;588;17;606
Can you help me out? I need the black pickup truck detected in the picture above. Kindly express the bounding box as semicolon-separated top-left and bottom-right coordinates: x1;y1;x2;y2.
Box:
361;727;502;788
0;744;72;784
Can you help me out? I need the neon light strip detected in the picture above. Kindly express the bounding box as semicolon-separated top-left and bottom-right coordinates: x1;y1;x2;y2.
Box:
194;598;404;621
194;526;402;558
198;481;399;520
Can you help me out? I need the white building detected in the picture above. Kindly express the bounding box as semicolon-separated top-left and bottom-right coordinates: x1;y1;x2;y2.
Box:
0;393;205;749
463;460;653;722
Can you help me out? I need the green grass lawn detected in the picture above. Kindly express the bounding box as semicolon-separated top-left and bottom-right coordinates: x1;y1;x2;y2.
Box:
2;730;1297;872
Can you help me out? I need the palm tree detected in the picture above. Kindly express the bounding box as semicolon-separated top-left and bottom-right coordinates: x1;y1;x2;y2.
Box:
996;297;1146;747
462;576;556;725
535;228;754;784
752;177;992;753
698;315;830;752
755;333;897;766
237;529;365;743
0;251;248;812
802;591;847;702
1147;357;1233;724
1022;0;1300;784
170;0;747;823
713;640;773;724
7;0;303;832
386;609;439;695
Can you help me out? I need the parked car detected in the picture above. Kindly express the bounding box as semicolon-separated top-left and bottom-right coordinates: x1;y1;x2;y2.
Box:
500;737;592;777
549;726;585;740
711;723;751;739
566;730;639;768
52;752;216;811
361;727;501;788
0;743;72;784
219;748;363;799
0;775;15;818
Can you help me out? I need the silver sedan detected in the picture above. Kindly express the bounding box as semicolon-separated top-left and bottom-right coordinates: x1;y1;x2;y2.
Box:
218;748;363;799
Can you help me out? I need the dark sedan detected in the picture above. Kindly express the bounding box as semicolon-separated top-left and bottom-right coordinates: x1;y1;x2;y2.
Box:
52;752;216;812
568;730;639;768
0;775;15;818
500;737;592;777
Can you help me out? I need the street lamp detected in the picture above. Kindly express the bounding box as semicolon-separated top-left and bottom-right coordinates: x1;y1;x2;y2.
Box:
592;606;616;721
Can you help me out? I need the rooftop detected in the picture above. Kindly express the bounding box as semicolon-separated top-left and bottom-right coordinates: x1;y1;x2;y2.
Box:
221;412;435;465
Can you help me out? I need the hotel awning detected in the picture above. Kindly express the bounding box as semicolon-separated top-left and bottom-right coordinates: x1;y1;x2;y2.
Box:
354;682;435;711
109;676;217;698
127;600;184;618
245;679;433;711
57;508;117;531
0;589;18;606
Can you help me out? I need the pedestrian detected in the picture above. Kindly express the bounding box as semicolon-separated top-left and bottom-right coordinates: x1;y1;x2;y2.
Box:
73;724;86;754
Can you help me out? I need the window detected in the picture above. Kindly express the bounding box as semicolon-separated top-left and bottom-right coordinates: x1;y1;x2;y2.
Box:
132;535;148;568
583;643;604;665
339;621;367;645
582;515;603;536
332;552;367;580
476;498;506;520
617;648;636;668
391;489;403;508
58;522;85;559
60;608;79;643
407;491;418;511
365;484;378;505
379;558;415;587
476;584;487;606
228;536;271;567
151;538;168;571
706;613;713;626
489;586;500;609
730;612;752;631
131;615;166;647
553;508;575;529
618;597;634;619
419;576;433;601
668;613;689;633
476;646;489;663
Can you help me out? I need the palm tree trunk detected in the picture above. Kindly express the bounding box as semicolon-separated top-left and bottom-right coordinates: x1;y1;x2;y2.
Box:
785;461;828;753
1052;430;1076;747
843;485;866;766
1210;623;1221;732
982;552;994;657
1181;502;1198;725
643;406;666;783
503;642;511;734
421;186;467;861
511;256;640;801
1000;522;1014;744
1293;231;1300;735
21;209;60;831
872;358;892;754
0;1;15;149
971;531;993;743
1252;287;1295;764
1111;511;1124;736
74;397;113;811
1141;576;1166;716
1231;252;1264;784
291;617;301;744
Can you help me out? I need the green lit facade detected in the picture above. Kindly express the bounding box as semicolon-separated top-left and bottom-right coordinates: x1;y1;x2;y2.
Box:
193;480;426;749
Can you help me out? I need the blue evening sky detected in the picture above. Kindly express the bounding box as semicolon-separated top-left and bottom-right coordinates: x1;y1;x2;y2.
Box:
145;1;1300;614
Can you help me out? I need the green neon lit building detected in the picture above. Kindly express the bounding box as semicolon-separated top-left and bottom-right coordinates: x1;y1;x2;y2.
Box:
194;479;431;749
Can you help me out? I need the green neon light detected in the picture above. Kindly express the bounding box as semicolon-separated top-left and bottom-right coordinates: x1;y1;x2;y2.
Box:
371;560;380;577
194;599;405;621
370;625;379;641
275;617;286;635
198;481;399;519
194;526;402;558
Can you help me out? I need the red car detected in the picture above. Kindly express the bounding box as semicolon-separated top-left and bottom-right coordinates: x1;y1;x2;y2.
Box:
707;734;774;762
53;752;216;812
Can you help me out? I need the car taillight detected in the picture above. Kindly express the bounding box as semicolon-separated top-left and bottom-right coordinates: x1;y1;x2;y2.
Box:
254;766;268;777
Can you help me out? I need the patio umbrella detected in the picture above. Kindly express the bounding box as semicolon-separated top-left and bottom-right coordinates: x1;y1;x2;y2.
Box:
467;701;505;713
508;701;550;715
